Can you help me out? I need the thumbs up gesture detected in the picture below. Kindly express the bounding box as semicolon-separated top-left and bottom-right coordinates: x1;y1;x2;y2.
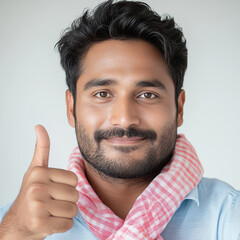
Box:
0;125;79;240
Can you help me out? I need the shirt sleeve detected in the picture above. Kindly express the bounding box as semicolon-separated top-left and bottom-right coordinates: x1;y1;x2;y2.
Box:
230;192;240;240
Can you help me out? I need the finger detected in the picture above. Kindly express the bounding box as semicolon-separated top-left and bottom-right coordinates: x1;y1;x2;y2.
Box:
47;217;74;234
30;125;50;168
48;200;78;218
48;182;79;202
48;168;78;187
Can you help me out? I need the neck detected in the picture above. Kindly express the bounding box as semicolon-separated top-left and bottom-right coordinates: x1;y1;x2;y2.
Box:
84;161;153;219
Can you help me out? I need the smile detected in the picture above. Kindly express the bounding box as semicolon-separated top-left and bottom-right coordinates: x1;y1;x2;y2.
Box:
104;137;146;145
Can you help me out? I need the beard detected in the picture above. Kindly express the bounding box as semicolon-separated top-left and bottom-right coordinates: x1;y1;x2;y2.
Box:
75;120;177;180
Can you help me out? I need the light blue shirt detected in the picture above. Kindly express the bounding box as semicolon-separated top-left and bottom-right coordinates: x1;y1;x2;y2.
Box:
0;178;240;239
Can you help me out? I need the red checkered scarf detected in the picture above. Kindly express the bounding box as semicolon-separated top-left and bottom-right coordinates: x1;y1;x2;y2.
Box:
68;134;203;239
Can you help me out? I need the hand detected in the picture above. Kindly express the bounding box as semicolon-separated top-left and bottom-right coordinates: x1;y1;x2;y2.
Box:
0;125;79;240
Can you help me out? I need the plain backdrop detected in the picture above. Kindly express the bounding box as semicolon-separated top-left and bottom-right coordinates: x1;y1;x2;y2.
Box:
0;0;240;205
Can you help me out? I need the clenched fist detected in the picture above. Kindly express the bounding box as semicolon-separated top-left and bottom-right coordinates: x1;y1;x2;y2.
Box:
0;125;79;240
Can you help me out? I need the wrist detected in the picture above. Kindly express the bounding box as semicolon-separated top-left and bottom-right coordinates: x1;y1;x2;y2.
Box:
0;224;27;240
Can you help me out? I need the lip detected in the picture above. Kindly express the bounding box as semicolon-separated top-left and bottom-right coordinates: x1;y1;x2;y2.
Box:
104;137;146;145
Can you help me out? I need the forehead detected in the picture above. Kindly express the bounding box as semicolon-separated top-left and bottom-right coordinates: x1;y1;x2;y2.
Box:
77;39;174;92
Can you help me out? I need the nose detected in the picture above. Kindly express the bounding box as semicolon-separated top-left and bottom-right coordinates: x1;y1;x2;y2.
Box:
109;96;140;129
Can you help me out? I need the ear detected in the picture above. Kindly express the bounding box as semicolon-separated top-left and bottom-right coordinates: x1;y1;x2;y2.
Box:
177;90;185;127
66;90;75;128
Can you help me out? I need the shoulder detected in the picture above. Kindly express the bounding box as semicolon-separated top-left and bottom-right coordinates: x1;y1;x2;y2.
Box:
190;178;240;239
198;177;240;196
162;178;240;240
184;177;240;209
197;177;240;211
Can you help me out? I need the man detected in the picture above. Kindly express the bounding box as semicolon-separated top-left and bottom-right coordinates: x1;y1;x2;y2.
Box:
0;0;239;239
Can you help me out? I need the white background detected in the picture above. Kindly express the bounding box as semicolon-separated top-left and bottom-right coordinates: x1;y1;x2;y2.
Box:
0;0;239;205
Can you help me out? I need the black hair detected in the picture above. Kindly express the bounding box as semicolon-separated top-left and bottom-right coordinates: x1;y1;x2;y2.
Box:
56;0;187;110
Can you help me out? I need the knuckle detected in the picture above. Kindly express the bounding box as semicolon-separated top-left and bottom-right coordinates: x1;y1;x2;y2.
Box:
67;219;74;230
30;200;44;212
54;219;74;233
69;171;78;187
29;166;46;180
62;219;74;232
72;204;78;217
64;203;78;217
28;216;43;232
28;183;46;197
73;189;79;202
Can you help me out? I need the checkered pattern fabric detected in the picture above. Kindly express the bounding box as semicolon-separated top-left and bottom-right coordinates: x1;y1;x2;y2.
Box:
68;134;203;239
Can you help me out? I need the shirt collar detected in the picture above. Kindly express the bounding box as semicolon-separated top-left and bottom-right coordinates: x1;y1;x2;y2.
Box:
183;184;200;206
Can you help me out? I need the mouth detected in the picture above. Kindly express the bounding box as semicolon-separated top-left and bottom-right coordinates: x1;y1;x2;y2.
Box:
104;136;147;145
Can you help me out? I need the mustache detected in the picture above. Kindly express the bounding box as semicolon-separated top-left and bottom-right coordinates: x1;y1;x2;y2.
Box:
94;127;157;143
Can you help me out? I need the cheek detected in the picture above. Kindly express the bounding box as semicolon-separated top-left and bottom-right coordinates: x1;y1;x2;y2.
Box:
76;102;107;130
141;102;176;129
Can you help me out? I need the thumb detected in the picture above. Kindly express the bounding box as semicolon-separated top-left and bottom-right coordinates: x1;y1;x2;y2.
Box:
30;124;50;168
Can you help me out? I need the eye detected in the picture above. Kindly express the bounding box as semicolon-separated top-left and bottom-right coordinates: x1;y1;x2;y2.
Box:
94;91;112;98
138;92;158;99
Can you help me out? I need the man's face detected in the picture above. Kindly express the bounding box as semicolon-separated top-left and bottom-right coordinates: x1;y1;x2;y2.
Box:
66;40;185;179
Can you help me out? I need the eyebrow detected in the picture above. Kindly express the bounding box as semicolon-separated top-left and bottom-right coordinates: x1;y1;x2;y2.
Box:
83;78;167;92
84;79;117;90
136;79;167;92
